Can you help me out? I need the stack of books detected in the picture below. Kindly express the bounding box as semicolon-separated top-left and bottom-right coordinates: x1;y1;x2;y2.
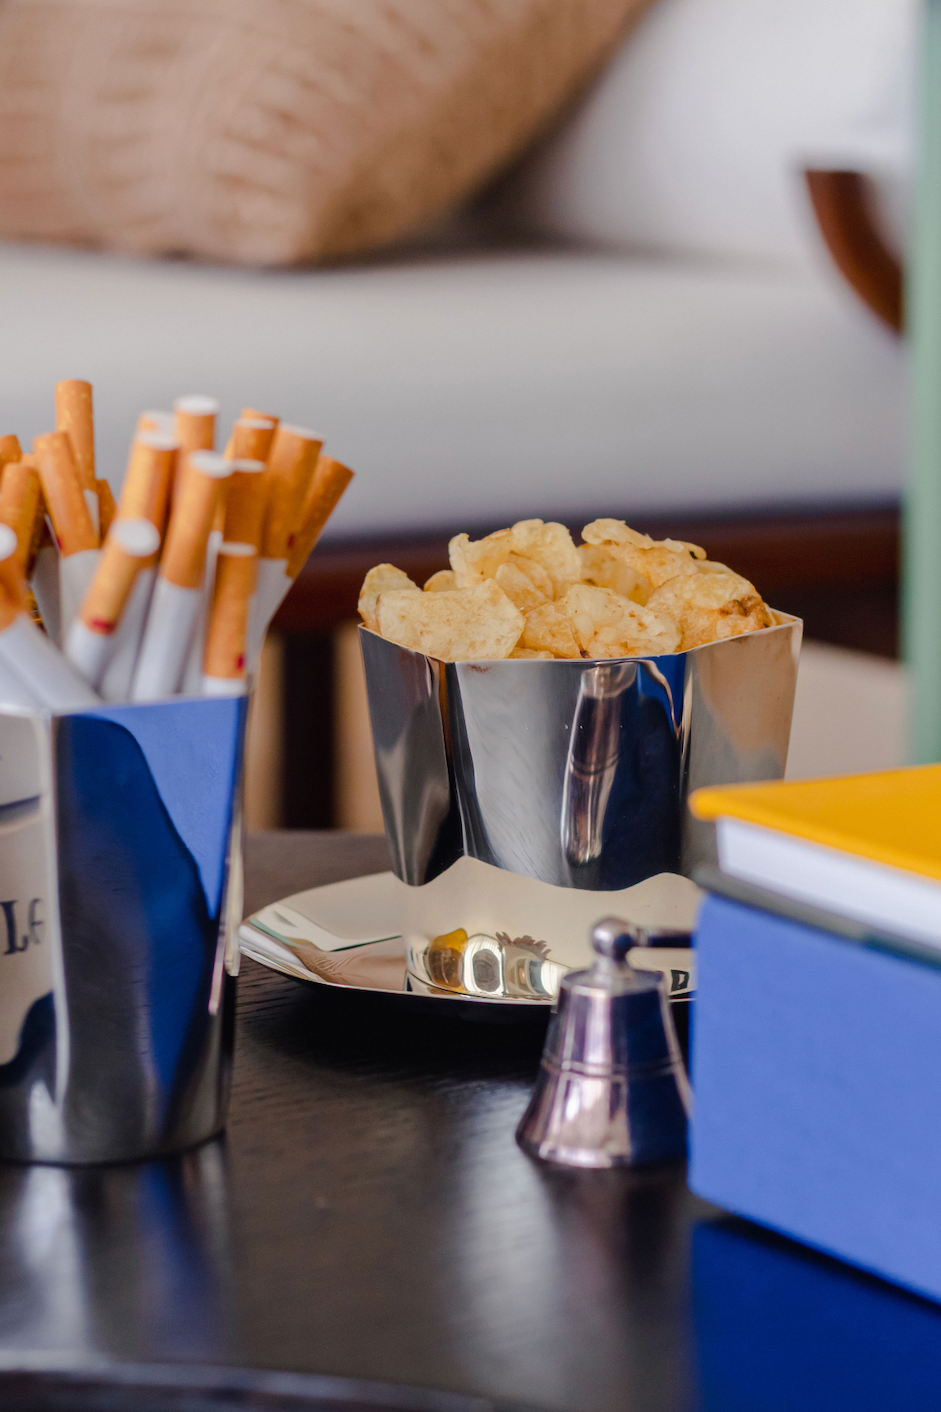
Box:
689;765;941;1304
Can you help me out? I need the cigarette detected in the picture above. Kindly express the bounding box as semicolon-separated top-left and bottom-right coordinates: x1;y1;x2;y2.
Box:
96;480;117;540
31;540;60;645
33;431;97;555
0;462;42;572
260;425;322;559
0;538;96;710
0;604;98;710
241;407;279;427
55;380;96;490
179;527;223;695
174;394;219;454
223;458;267;548
65;518;160;686
0;524;26;610
160;451;231;589
225;418;276;462
287;455;353;579
131;451;231;699
59;549;101;637
202;542;257;692
118;432;177;537
0;639;41;708
137;410;175;436
0;435;22;475
98;568;155;701
245;556;292;675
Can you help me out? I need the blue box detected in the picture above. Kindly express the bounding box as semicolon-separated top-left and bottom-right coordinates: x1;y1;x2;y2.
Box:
690;894;941;1304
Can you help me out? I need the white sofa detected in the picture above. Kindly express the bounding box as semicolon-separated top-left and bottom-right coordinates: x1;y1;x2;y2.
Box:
0;237;907;536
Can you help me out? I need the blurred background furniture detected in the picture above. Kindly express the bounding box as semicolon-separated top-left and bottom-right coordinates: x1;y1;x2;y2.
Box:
0;0;914;826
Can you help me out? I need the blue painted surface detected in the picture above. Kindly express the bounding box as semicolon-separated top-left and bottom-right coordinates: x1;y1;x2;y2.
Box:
83;696;245;915
690;894;941;1304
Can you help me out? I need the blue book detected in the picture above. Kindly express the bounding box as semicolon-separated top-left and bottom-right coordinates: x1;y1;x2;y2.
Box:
690;893;941;1304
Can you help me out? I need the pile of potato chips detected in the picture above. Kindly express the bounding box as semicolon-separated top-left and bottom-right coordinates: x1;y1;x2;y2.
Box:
358;518;775;662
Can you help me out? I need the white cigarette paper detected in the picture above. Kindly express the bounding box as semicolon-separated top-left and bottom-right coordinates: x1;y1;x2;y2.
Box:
180;527;222;696
0;658;41;710
200;675;248;697
31;545;61;646
98;568;154;702
0;614;98;710
246;557;291;675
59;549;101;636
130;578;201;701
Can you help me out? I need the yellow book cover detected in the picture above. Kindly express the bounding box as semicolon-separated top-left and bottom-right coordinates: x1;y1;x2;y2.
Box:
690;765;941;884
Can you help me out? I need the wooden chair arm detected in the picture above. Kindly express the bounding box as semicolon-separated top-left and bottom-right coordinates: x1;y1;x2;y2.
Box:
804;169;903;334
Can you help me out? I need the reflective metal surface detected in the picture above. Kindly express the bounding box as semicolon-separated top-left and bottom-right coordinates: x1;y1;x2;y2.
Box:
0;696;246;1165
516;917;691;1168
361;615;801;891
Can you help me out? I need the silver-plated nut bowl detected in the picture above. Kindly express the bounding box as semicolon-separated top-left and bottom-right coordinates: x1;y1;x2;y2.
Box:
361;613;802;894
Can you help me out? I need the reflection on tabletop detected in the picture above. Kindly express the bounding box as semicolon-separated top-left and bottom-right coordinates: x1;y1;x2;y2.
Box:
0;1143;234;1361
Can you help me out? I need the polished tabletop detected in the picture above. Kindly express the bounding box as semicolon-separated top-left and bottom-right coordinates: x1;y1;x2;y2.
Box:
0;832;938;1412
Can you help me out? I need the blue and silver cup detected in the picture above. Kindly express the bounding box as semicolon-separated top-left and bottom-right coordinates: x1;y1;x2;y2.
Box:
0;695;246;1164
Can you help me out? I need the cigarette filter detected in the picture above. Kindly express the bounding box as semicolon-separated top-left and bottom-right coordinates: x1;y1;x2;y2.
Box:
227;418;276;463
241;407;279;427
0;525;27;613
55;380;96;490
287;455;354;579
130;578;202;702
98;568;155;702
246;555;291;674
161;451;231;589
202;542;256;689
118;432;177;537
96;480;117;540
0;604;97;710
0;435;22;474
0;462;41;571
174;394;219;455
34;431;97;555
66;519;160;687
223;458;267;548
137;410;175;436
260;425;322;560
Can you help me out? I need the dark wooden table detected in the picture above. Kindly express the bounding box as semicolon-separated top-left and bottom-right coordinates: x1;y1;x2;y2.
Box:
0;833;938;1412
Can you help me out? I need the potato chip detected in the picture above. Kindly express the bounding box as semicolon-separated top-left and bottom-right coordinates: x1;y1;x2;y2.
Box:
495;560;549;612
507;553;554;600
646;571;772;650
662;537;706;559
510;647;555;659
376;579;524;661
358;563;419;632
424;569;457;592
448;529;514;587
509;520;581;595
581;519;654;550
578;544;651;604
562;584;681;657
521;602;583;658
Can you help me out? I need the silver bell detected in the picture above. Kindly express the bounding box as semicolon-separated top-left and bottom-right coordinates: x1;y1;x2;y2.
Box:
515;916;692;1168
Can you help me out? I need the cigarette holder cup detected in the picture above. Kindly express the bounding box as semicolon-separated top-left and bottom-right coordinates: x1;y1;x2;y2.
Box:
0;694;247;1165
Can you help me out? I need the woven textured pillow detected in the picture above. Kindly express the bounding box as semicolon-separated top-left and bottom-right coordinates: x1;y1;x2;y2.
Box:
0;0;651;265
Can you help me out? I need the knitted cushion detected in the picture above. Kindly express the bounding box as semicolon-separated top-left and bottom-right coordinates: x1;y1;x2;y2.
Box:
0;0;651;265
